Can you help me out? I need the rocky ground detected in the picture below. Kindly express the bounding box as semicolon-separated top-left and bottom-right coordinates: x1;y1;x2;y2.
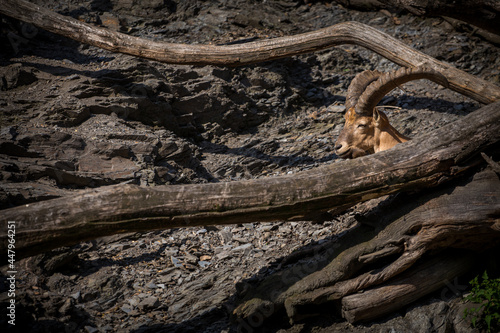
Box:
1;0;499;332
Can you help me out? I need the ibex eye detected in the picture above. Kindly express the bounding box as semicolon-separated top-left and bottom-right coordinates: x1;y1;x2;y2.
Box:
357;124;367;128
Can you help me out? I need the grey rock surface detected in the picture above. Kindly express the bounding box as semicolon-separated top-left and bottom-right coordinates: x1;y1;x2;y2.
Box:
1;0;498;332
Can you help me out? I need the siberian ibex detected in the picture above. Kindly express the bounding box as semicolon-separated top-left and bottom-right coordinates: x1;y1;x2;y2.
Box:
334;66;449;159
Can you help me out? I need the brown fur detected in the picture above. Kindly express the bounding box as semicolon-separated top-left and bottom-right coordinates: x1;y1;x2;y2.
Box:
334;66;447;159
335;107;408;159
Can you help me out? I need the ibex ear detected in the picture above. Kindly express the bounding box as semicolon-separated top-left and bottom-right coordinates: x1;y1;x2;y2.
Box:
373;108;382;125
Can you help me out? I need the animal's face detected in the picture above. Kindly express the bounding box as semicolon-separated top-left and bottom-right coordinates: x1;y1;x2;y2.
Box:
333;66;447;159
334;108;376;159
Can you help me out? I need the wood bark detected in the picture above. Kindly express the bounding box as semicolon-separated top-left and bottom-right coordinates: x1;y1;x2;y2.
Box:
0;0;499;104
341;251;475;323
1;101;499;259
1;1;500;325
442;16;500;45
234;168;500;324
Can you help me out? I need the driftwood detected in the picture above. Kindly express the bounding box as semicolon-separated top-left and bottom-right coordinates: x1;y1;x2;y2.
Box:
1;0;499;104
1;100;499;259
341;251;476;323
1;0;500;325
234;168;500;324
285;171;500;321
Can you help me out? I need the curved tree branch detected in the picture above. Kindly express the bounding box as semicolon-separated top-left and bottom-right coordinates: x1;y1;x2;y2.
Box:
1;0;499;104
2;2;499;327
1;101;500;258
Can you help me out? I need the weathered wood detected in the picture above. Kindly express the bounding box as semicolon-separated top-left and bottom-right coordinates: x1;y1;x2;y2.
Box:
1;1;499;326
341;251;475;323
1;0;499;104
1;101;500;259
442;16;500;45
338;169;500;323
235;168;500;324
482;152;500;174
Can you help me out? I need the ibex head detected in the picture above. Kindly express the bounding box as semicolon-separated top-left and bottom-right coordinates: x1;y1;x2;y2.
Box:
334;66;449;159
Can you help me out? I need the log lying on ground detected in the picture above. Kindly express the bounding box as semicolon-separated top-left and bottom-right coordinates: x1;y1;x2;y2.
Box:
234;168;500;324
1;101;500;259
341;251;475;323
1;1;500;325
1;0;499;104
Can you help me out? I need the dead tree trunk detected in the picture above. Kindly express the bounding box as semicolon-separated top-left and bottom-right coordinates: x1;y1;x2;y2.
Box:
1;101;499;259
0;0;499;104
1;0;500;325
341;251;476;323
234;168;500;324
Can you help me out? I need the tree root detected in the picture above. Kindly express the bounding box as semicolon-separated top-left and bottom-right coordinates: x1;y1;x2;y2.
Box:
234;169;500;324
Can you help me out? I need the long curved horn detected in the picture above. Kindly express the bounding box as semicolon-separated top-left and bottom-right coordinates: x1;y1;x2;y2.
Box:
355;66;449;115
345;70;382;111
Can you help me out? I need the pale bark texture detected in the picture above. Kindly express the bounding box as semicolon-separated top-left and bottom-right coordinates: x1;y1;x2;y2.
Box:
0;0;499;104
1;100;499;259
1;0;500;325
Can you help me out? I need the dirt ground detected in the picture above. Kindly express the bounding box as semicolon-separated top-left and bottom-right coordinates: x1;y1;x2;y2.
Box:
1;0;499;332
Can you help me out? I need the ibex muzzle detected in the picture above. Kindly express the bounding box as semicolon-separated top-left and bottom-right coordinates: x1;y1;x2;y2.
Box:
334;66;449;159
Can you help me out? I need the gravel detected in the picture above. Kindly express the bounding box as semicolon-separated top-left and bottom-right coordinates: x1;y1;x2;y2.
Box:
1;0;498;331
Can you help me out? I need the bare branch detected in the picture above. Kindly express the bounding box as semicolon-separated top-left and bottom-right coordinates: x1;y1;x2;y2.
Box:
1;101;499;258
1;0;499;104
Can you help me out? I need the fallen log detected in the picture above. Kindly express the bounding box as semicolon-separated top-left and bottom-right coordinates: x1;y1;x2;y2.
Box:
341;251;475;323
0;0;499;104
235;168;500;324
1;1;500;327
1;101;500;259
